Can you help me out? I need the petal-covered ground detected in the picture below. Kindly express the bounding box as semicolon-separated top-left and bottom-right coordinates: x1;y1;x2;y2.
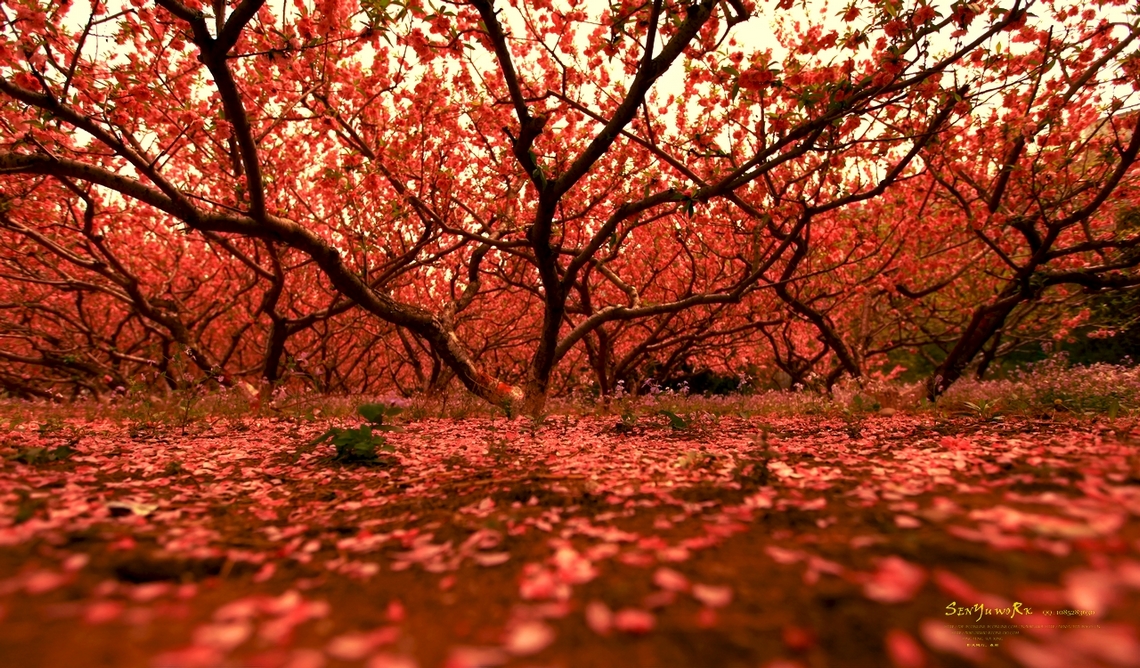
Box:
1;412;1139;667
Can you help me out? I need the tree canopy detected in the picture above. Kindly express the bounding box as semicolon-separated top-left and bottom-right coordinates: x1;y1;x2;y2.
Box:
1;0;1138;410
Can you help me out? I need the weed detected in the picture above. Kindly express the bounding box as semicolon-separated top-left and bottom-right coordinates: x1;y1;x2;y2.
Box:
486;437;519;464
660;409;694;431
10;443;75;465
964;399;1002;421
176;382;206;435
734;436;773;487
37;417;64;436
13;490;46;524
612;409;639;434
675;449;717;470
310;402;403;465
443;454;470;470
129;421;160;439
840;408;863;438
939;358;1138;417
523;411;549;435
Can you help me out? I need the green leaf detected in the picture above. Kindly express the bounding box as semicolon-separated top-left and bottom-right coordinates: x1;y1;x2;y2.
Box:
308;428;336;446
362;403;402;420
15;495;45;524
49;445;74;461
660;410;690;430
13;447;45;464
358;403;387;424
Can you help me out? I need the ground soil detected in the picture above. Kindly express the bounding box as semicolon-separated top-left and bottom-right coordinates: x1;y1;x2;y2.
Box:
0;412;1138;668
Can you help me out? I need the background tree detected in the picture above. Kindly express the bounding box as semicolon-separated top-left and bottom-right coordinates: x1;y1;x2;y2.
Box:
0;0;1136;412
917;7;1140;397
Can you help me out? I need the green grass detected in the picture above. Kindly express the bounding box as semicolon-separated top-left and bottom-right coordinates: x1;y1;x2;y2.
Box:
1;358;1135;430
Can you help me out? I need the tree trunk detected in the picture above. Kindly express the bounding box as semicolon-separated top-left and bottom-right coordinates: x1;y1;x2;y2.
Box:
262;320;287;384
520;378;548;418
927;297;1020;399
974;329;1004;381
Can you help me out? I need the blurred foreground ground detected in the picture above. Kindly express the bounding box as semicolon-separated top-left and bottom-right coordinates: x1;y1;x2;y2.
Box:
0;410;1138;668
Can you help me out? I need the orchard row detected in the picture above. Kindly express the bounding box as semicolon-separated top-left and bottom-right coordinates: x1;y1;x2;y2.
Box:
0;0;1137;412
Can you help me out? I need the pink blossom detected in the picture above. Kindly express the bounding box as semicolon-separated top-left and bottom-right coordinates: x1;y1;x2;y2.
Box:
653;567;690;592
24;570;68;594
192;621;251;651
84;600;124;625
585;600;613;636
551;547;597;584
503;620;555;656
864;557;926;604
692;583;733;608
885;628;925;668
613;608;655;634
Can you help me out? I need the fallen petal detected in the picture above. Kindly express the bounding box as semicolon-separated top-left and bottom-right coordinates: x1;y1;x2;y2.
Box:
585;600;613;636
327;634;374;661
864;557;926;604
653;567;690;592
193;621;252;651
84;600;124;625
885;628;925;668
692;583;733;608
613;608;655;634
895;515;922;529
24;570;68;595
444;645;507;668
472;552;510;567
503;620;555;656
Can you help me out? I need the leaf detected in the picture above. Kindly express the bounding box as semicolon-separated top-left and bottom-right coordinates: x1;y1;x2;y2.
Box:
358;404;386;424
14;494;46;524
12;447;46;464
308;429;337;446
660;410;690;430
49;444;75;460
358;403;402;424
10;445;74;465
